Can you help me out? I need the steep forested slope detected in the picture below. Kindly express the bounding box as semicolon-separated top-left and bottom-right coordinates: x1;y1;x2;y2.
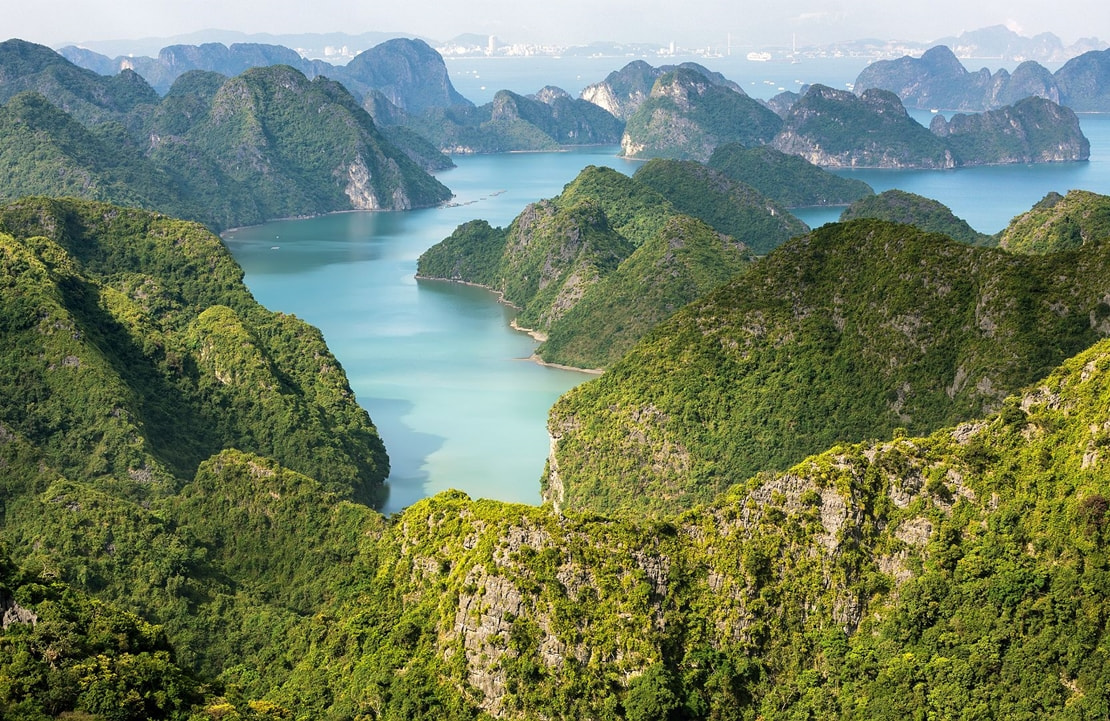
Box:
707;143;874;208
547;218;1110;517
419;162;807;369
0;198;388;501
3;201;1110;721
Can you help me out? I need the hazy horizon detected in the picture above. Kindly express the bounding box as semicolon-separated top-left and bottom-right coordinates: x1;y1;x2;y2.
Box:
3;0;1106;53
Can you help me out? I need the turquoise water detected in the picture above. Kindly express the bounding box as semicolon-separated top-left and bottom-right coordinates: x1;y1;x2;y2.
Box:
225;102;1110;516
793;113;1110;233
224;147;638;514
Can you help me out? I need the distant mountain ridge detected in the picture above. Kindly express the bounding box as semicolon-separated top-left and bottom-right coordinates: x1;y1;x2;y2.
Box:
596;59;1088;169
0;40;452;229
403;86;625;154
62;23;1107;64
931;24;1106;63
59;37;472;109
856;44;1110;111
770;84;1087;168
58;37;629;155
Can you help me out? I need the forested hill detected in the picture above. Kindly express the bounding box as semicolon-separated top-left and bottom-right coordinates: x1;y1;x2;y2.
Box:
418;160;807;369
996;190;1110;254
0;197;389;503
839;189;993;246
6;298;1110;719
2;199;1110;719
0;197;391;715
0;38;158;125
707;143;874;209
3;32;1110;721
546;216;1110;518
0;40;452;230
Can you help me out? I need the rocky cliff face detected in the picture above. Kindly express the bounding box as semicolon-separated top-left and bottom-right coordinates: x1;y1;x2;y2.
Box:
619;68;782;162
769;84;1085;169
931;96;1090;164
340;37;472;114
580;59;668;120
581;60;750;121
771;86;954;168
384;377;1076;718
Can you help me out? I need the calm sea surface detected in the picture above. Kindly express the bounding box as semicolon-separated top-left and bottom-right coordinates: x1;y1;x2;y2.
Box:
224;148;639;514
793;112;1110;232
225;58;1110;514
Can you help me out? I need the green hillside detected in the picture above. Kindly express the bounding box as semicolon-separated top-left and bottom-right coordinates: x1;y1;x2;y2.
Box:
707;143;874;208
271;342;1110;717
0;43;452;231
0;198;388;503
840;189;993;246
537;214;752;368
419;162;807;368
547;218;1110;517
632;159;808;255
3;201;1110;720
0;92;184;212
997;189;1110;253
0;38;159;126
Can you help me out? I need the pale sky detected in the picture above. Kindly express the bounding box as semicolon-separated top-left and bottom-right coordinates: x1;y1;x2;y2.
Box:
3;0;1107;50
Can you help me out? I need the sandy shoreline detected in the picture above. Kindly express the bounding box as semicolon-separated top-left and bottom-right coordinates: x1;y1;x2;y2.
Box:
509;318;547;342
522;354;603;375
417;276;603;376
